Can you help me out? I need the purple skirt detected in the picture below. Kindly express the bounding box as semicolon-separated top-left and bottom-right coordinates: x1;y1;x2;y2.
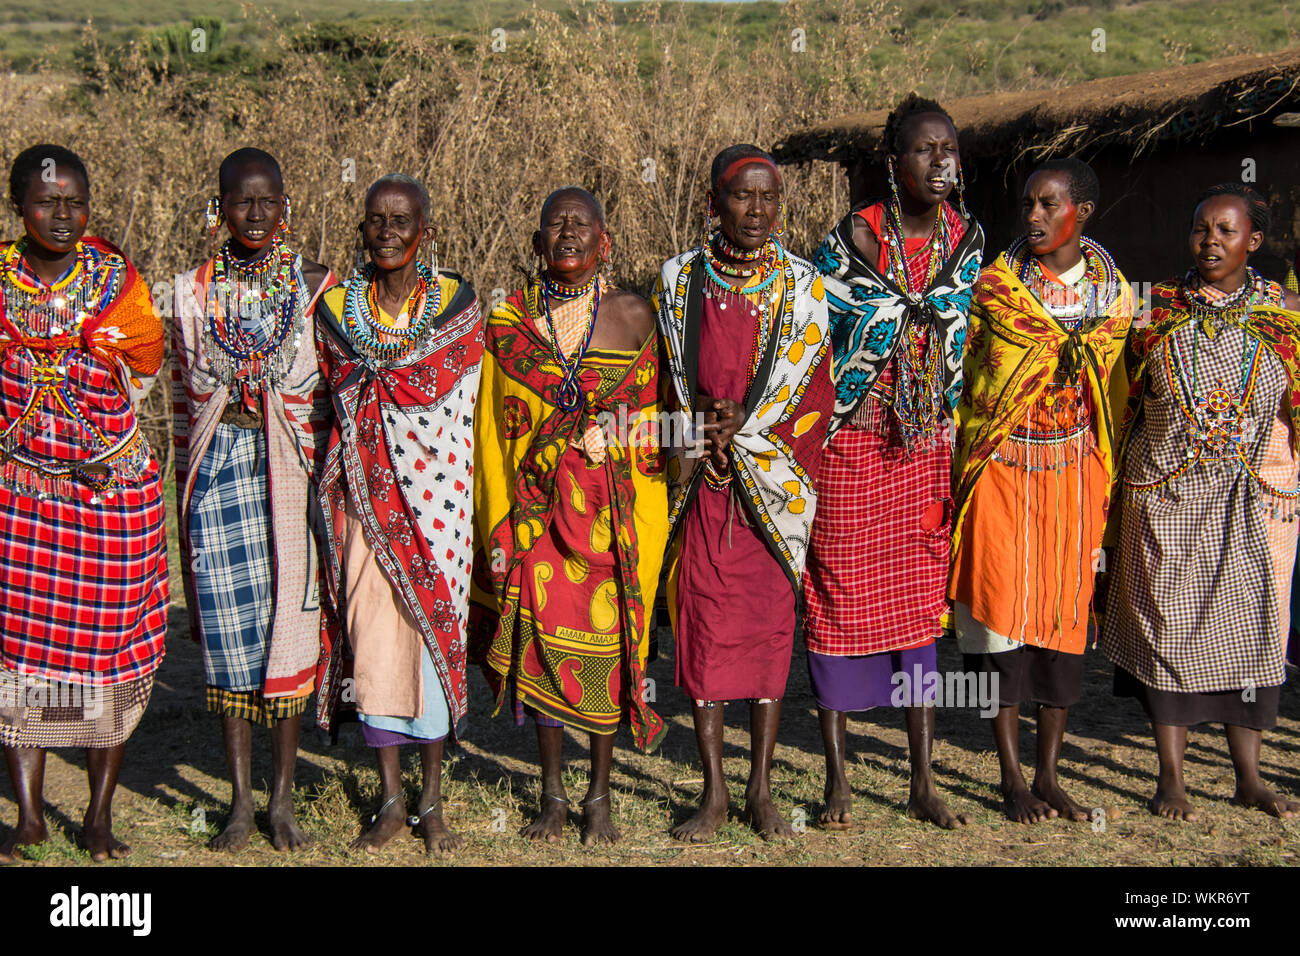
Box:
360;724;446;748
807;642;938;712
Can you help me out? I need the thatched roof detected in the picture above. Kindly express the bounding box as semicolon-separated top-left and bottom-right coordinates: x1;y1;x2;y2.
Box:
773;49;1300;167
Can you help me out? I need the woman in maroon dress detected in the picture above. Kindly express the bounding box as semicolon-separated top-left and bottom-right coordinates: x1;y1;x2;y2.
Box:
654;144;834;840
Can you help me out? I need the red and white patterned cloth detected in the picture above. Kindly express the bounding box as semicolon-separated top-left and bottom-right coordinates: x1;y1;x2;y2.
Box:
803;394;952;656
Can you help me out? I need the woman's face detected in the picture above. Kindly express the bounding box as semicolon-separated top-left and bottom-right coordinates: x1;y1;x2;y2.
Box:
533;192;609;285
362;183;428;272
15;164;89;255
712;163;781;253
895;113;959;207
222;162;283;253
1021;170;1089;258
1189;195;1261;287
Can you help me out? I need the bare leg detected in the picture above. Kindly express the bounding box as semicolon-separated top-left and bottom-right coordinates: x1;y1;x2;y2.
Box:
905;705;969;828
1;746;49;860
84;744;130;861
744;699;793;840
413;739;462;853
670;703;728;842
211;715;255;851
817;707;852;829
268;714;310;851
1149;722;1198;820
351;745;406;853
1030;704;1088;821
521;724;567;842
994;705;1055;823
1227;724;1299;818
580;732;618;846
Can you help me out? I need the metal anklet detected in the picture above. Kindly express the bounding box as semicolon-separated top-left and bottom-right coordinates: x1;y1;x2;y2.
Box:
369;792;404;825
407;798;442;827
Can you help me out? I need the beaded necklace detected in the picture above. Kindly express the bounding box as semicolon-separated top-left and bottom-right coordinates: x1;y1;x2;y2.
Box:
203;237;304;390
342;261;443;366
1127;271;1298;502
1006;235;1120;330
881;197;950;297
527;273;601;411
0;238;106;338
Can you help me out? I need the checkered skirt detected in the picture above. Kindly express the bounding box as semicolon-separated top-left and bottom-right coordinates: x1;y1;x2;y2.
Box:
189;424;274;691
803;396;952;656
1103;325;1295;692
0;476;168;685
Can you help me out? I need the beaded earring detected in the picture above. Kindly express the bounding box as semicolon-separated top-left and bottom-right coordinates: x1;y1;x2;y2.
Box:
955;163;970;219
886;156;900;202
280;195;292;235
352;226;367;276
776;199;787;239
204;196;223;237
701;197;715;251
429;238;440;277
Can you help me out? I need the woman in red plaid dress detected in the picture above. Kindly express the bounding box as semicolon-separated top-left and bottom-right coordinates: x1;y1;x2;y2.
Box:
0;146;168;862
803;96;984;830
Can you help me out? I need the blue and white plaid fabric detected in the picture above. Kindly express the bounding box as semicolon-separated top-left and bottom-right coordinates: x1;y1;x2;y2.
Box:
189;424;273;691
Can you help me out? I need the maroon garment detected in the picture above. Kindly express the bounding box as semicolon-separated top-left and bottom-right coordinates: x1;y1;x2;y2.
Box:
674;291;796;701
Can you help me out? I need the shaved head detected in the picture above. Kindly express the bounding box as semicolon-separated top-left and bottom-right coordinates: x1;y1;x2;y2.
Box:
540;186;604;230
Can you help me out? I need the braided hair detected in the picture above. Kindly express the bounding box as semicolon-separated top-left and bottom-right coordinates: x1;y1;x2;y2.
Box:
9;144;89;206
882;93;955;158
1194;182;1270;234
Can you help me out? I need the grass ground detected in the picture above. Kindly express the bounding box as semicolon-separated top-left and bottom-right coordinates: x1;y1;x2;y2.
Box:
1;506;1297;866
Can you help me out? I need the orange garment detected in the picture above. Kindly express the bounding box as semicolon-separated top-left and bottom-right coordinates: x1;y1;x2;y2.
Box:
949;384;1108;655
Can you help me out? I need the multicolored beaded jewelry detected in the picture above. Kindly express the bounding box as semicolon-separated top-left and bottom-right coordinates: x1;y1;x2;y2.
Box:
342;261;443;365
1006;234;1121;330
0;238;107;338
203;237;305;390
528;273;601;412
1126;272;1299;503
0;239;145;500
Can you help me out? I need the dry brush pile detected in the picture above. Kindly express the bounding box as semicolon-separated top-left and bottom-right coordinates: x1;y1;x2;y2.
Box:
0;0;923;456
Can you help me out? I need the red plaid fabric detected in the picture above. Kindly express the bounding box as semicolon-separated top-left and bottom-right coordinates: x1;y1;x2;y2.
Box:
0;479;169;684
803;416;951;656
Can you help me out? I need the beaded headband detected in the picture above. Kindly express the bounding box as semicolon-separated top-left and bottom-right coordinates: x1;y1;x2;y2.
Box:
715;156;781;191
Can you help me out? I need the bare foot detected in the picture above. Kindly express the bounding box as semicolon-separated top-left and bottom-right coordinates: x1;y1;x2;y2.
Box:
670;787;728;843
83;816;130;862
210;807;255;853
580;792;619;846
1149;781;1199;821
351;794;406;854
1002;784;1057;824
743;791;795;841
819;777;853;830
412;803;463;855
908;783;970;829
1232;782;1300;819
520;792;568;842
1032;779;1091;822
0;818;48;860
268;798;311;852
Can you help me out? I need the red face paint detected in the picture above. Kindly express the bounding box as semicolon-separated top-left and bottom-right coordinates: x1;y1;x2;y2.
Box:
1038;201;1077;254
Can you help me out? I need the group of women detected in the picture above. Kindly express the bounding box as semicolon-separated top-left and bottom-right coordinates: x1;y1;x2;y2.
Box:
1;89;1298;861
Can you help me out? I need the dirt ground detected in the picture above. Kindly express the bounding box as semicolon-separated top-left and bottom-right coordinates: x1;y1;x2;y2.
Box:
3;568;1298;866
